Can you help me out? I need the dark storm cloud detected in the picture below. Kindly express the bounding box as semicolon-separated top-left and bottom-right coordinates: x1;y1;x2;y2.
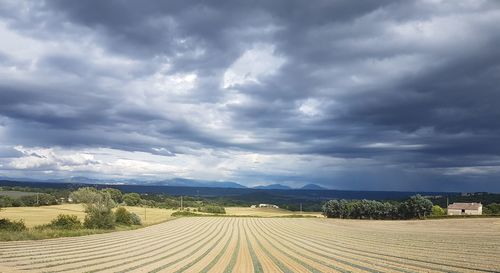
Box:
0;0;499;190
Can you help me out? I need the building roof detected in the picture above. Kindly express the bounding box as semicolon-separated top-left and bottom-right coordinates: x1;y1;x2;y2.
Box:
448;203;482;210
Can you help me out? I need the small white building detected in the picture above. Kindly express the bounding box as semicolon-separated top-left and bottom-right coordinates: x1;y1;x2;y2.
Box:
258;204;279;209
447;203;482;215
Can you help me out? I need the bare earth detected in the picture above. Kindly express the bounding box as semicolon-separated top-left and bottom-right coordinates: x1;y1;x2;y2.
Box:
0;217;499;273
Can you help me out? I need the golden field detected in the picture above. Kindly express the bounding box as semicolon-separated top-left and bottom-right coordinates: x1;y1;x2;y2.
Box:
0;217;499;272
0;205;321;228
0;204;174;227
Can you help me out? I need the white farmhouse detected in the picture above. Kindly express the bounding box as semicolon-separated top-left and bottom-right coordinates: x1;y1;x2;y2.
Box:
447;203;482;215
258;204;279;209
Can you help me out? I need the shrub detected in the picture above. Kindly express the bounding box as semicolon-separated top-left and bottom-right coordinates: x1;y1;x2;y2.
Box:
171;211;198;217
49;214;82;230
115;207;133;225
199;205;226;214
130;213;142;225
11;199;25;207
431;205;446;216
0;218;27;231
84;208;115;229
484;203;500;215
0;196;13;207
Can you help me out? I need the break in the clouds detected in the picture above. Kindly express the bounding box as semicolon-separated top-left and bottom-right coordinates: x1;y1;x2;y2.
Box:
1;0;500;191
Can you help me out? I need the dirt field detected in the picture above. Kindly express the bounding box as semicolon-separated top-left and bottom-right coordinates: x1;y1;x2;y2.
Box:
0;204;174;227
0;217;498;273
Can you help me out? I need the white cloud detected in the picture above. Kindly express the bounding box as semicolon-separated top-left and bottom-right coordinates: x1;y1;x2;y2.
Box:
363;142;426;150
222;44;285;88
441;166;500;176
9;146;99;170
298;98;323;117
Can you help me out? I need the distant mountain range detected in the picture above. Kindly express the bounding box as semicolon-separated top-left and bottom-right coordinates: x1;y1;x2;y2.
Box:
254;183;292;190
0;175;329;190
300;183;327;190
152;178;246;189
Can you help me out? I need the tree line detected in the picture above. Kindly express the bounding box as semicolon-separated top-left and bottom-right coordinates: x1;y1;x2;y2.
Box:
0;193;58;207
322;195;433;220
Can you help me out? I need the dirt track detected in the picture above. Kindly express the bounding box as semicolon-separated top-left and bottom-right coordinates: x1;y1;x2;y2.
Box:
1;217;499;272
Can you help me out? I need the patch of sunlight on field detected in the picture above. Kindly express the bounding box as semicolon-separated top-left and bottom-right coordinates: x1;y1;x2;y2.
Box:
225;206;323;217
0;204;173;227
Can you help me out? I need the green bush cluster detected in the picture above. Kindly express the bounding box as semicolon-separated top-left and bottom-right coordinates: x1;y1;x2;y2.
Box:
115;207;141;225
48;214;82;230
171;211;198;217
484;203;500;215
0;218;27;231
83;209;116;229
198;205;226;214
431;205;446;216
0;193;58;208
322;195;433;220
123;193;141;206
129;212;142;225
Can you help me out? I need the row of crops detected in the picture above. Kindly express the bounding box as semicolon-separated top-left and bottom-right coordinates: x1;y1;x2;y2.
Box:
0;217;499;272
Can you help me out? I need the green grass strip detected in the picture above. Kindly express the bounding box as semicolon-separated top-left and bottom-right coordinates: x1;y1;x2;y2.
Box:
259;219;383;273
94;219;224;273
62;220;215;273
12;220;197;266
269;219;446;273
273;220;463;273
250;219;342;273
223;228;240;273
244;226;263;273
150;219;232;273
245;219;299;273
197;220;237;273
21;219;213;271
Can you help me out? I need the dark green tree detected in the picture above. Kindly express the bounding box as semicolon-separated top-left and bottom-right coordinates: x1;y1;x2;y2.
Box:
123;193;142;206
70;187;116;229
101;188;123;204
399;195;433;219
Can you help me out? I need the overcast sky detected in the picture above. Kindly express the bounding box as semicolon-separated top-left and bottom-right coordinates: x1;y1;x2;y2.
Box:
0;1;499;191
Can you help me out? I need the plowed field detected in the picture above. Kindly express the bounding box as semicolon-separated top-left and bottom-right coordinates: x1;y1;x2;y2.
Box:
1;218;499;273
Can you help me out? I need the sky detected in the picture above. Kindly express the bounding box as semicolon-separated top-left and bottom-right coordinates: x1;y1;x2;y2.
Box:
0;1;499;191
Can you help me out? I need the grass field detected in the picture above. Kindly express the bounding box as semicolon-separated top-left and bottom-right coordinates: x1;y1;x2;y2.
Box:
0;204;174;227
0;217;498;272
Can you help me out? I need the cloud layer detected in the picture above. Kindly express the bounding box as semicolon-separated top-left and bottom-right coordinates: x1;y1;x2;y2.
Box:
1;0;500;191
